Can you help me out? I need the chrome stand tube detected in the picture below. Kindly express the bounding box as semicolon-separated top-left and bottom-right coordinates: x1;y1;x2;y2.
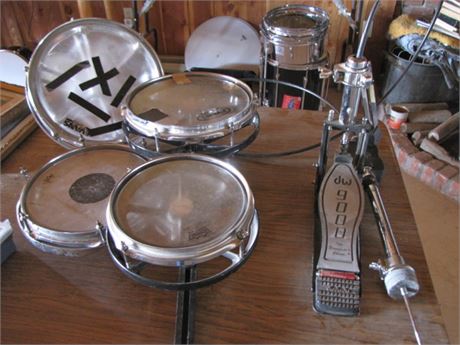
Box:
363;166;421;344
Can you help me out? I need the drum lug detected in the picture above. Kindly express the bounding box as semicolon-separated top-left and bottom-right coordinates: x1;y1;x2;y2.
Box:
78;133;86;146
236;228;249;240
120;241;134;269
121;106;128;117
154;129;160;153
96;221;106;244
229;123;235;147
52;132;61;143
319;67;333;79
18;210;35;238
19;167;30;180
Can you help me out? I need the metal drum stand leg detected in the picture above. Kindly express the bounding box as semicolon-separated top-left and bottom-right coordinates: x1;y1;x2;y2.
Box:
174;266;197;344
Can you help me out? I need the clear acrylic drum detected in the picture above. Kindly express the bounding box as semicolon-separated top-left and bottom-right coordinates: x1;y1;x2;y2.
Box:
122;72;260;157
106;154;259;289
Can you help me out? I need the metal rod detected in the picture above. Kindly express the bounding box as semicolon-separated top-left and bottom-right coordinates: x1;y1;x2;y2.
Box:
301;70;308;109
316;121;331;188
174;266;197;344
401;287;423;345
274;64;280;107
363;169;401;259
242;77;339;113
356;0;381;58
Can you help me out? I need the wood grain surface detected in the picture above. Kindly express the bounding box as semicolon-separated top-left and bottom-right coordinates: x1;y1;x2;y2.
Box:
1;108;447;344
1;0;397;68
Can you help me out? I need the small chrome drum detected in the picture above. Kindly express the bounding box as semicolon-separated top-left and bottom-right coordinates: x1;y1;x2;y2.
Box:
260;4;330;110
17;146;147;256
122;72;259;157
26;18;163;149
106;154;259;289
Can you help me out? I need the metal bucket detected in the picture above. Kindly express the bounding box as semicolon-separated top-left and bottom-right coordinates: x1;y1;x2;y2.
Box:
381;46;459;104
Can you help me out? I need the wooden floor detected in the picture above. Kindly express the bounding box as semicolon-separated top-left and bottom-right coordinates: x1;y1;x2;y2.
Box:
402;172;459;344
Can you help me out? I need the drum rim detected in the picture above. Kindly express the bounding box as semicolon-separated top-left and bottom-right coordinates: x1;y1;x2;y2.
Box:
26;17;164;150
17;144;147;249
184;16;261;71
123;72;255;141
107;153;256;266
0;48;29;61
261;4;329;41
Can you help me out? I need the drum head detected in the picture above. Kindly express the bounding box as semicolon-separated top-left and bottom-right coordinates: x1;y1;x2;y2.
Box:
21;146;146;234
185;16;260;72
26;18;163;149
125;72;254;141
0;49;28;87
262;5;329;39
108;154;255;266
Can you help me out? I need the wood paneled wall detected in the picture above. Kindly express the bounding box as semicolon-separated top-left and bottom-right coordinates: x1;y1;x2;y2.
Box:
1;0;397;69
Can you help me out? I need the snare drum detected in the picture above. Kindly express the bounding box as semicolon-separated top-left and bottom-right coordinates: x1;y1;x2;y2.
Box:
122;72;259;157
26;18;163;149
17;146;146;256
106;154;259;289
260;5;330;110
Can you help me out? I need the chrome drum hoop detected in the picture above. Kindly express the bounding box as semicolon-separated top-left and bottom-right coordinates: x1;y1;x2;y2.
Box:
106;153;256;268
123;72;256;142
123;112;260;158
260;4;329;66
106;211;259;290
16;145;147;255
26;18;163;149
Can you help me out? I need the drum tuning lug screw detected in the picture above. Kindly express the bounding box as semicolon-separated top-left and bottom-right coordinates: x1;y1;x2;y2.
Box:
78;133;86;145
236;229;249;240
120;241;133;269
96;221;106;244
154;130;160;152
19;167;29;179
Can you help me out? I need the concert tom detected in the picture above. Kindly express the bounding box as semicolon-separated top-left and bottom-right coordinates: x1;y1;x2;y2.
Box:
260;4;330;110
106;154;259;289
17;146;147;255
122;72;260;157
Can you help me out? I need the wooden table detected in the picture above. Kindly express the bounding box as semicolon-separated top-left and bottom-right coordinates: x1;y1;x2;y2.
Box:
1;108;447;344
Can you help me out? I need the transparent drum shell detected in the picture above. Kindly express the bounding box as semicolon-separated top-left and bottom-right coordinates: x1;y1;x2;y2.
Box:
123;72;256;143
26;18;163;149
107;154;257;267
16;145;147;256
260;4;329;68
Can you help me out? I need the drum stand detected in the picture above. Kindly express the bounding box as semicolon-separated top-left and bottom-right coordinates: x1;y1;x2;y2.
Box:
123;114;260;158
105;214;259;344
259;50;331;111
